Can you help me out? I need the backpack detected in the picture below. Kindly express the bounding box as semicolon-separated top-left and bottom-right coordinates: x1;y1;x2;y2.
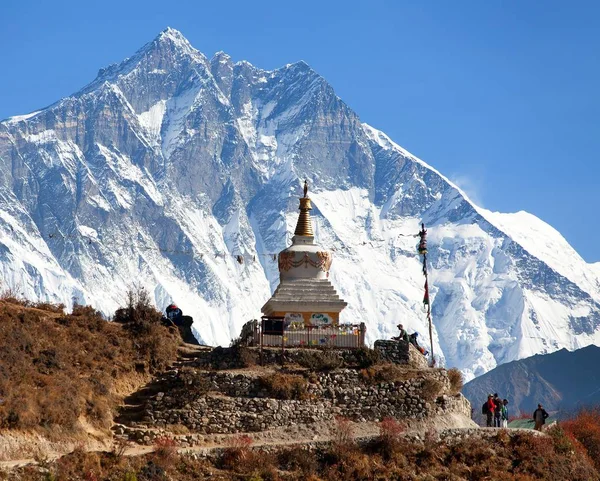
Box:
482;402;489;415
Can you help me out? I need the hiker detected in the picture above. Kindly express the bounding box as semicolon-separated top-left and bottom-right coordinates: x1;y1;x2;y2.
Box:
533;404;549;431
501;399;509;428
409;332;428;356
165;303;183;325
493;393;502;427
392;323;410;343
482;394;496;427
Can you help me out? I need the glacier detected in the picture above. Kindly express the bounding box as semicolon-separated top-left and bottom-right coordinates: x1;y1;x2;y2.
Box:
1;27;599;380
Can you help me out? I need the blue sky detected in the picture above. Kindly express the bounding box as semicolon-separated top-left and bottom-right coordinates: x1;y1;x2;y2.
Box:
1;0;599;262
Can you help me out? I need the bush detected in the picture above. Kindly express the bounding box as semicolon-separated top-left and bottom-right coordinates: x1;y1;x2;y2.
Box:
296;350;342;371
447;367;464;394
562;408;600;471
421;377;443;401
353;347;381;369
331;416;355;453
278;448;318;475
374;418;405;460
359;363;419;384
153;436;179;468
221;435;278;477
72;303;104;319
113;286;164;335
6;428;600;481
237;346;259;367
260;373;309;400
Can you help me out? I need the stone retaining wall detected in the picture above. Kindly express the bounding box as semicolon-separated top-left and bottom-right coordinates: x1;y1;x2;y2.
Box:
188;342;427;371
138;368;470;434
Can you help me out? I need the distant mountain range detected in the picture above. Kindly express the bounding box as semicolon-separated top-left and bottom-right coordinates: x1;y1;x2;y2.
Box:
1;27;599;380
463;345;600;417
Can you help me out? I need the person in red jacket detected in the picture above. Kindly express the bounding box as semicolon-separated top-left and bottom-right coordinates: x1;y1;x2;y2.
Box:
485;394;496;427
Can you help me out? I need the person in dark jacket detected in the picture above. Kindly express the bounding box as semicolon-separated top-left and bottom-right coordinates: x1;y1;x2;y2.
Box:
409;332;428;356
165;303;183;324
533;404;549;431
493;393;502;427
392;323;409;343
501;399;509;428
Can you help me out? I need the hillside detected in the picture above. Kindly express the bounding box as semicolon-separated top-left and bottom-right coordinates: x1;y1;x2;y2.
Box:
0;292;180;460
463;345;600;418
1;28;600;381
2;297;600;481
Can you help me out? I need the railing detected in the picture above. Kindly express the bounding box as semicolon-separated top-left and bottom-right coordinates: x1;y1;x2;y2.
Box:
246;318;366;350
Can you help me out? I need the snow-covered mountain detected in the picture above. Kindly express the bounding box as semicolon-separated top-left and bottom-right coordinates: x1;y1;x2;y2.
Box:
1;27;599;380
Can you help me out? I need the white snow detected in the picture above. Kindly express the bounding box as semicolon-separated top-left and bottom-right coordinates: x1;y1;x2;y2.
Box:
138;100;167;140
5;111;41;123
77;225;99;239
479;209;600;300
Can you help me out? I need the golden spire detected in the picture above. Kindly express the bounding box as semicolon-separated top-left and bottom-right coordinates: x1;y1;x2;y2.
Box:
294;180;314;237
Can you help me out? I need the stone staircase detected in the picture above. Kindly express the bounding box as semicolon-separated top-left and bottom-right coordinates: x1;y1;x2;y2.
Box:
113;343;210;429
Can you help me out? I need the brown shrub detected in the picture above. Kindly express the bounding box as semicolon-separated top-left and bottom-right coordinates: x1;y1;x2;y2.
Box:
562;408;600;471
72;303;104;319
359;363;419;384
110;437;131;461
220;434;276;475
278;448;318;475
376;417;405;458
32;302;65;314
447;367;464;394
260;372;309;400
296;350;342;371
331;416;355;453
421;377;444;401
237;345;259;367
353;347;380;369
55;447;102;481
113;286;164;334
153;436;179;468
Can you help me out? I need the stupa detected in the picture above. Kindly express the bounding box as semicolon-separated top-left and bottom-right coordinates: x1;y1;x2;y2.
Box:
261;181;347;327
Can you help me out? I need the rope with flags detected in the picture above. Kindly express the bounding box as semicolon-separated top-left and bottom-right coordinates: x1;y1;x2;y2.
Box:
418;223;435;367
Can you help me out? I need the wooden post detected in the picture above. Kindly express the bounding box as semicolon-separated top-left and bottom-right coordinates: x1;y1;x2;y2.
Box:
260;318;264;366
281;325;285;367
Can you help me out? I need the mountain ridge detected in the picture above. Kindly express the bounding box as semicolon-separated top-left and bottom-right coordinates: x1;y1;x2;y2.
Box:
463;344;600;417
1;28;599;380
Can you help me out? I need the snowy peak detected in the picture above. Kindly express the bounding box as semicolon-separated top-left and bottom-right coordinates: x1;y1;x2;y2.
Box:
157;27;194;49
0;28;599;381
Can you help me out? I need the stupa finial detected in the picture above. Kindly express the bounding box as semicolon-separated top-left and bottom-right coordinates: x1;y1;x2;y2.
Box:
294;179;314;237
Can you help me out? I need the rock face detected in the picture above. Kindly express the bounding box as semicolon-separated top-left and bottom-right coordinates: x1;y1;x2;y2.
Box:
1;28;600;379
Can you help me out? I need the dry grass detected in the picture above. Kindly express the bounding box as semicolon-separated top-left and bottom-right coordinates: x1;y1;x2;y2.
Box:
295;350;342;371
447;367;464;394
359;363;420;384
421;377;444;401
260;372;309;400
0;289;180;432
6;426;600;481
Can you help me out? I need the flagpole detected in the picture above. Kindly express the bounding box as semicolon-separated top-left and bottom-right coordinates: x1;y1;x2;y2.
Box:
418;223;435;367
